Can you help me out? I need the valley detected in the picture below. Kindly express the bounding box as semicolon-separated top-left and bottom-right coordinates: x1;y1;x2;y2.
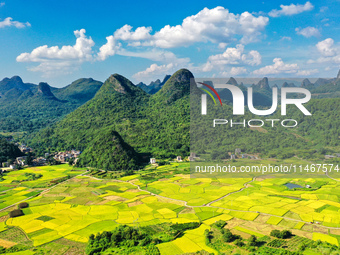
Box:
1;162;340;254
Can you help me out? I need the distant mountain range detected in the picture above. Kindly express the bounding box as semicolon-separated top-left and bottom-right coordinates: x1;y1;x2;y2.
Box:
136;75;171;94
0;76;102;132
0;68;340;170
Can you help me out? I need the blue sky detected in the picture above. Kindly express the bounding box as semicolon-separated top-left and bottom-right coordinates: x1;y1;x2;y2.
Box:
0;0;339;87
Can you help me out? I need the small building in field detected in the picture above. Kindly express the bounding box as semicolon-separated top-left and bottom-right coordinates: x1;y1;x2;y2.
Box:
306;185;311;188
235;148;241;154
10;164;17;170
176;156;182;161
150;158;156;164
2;162;9;168
230;154;236;160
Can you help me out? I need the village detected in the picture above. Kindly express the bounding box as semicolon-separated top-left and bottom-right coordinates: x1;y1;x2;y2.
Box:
0;143;81;171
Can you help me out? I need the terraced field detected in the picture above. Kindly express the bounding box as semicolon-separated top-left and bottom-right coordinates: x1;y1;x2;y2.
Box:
0;162;340;254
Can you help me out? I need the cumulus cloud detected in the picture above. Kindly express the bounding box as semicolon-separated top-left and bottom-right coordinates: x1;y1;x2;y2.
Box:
269;1;314;17
230;67;248;75
17;29;94;76
97;6;269;56
316;38;337;57
253;58;299;75
133;63;175;81
295;26;320;38
308;38;340;64
0;2;5;7
97;35;121;61
114;24;152;41
201;44;261;72
253;58;318;76
0;17;31;28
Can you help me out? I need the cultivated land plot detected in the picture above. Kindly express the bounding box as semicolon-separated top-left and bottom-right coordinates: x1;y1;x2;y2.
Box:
1;162;340;254
0;165;84;210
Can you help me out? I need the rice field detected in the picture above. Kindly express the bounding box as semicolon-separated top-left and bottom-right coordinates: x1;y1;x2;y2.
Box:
0;162;340;254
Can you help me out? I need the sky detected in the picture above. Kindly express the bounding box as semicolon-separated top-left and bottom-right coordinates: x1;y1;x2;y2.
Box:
0;0;339;87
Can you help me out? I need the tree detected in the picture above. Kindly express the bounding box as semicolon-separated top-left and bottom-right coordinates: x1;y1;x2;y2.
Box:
270;230;281;238
223;229;240;242
248;235;257;246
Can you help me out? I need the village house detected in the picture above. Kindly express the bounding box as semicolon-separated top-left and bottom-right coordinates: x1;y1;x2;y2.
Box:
19;144;32;153
176;156;182;161
32;157;47;166
16;156;27;166
54;150;81;163
150;158;156;164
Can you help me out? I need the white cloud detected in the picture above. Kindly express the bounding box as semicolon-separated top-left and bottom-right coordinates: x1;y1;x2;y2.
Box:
0;2;5;7
0;17;31;28
230;67;248;75
280;36;292;41
133;63;175;81
319;6;328;13
253;58;299;75
114;24;152;41
117;48;190;64
218;42;228;49
316;38;336;57
97;35;121;61
308;38;340;64
98;6;269;54
295;27;320;38
269;1;314;17
17;29;95;76
296;69;318;76
201;44;261;72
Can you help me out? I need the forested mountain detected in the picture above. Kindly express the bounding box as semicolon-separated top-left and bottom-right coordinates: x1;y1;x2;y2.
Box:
2;68;336;170
136;75;171;94
51;78;103;104
26;69;192;169
0;76;102;132
25;68;340;171
78;130;142;171
191;95;340;160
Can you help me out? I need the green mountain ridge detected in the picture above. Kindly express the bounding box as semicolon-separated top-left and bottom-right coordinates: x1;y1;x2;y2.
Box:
26;69;193;169
0;76;103;132
6;68;340;170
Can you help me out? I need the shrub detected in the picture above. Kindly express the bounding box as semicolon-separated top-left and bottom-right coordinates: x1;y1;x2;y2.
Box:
18;202;29;209
270;229;293;239
235;239;245;247
9;209;24;218
212;220;226;229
